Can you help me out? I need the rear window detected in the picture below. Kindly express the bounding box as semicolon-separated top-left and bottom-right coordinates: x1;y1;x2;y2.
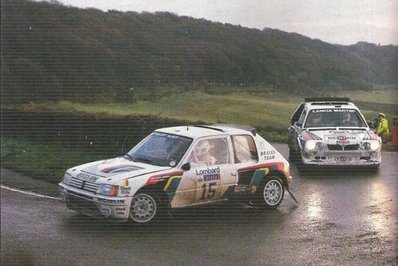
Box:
232;135;258;163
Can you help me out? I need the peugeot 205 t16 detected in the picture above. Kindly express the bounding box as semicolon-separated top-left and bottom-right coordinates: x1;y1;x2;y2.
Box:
59;124;293;223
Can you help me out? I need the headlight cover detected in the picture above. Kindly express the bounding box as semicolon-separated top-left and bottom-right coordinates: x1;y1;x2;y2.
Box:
369;140;380;151
97;184;119;196
363;140;380;151
63;173;72;185
304;140;317;152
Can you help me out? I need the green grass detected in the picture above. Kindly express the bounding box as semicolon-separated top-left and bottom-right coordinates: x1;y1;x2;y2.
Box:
6;91;302;130
1;88;397;186
0;138;108;183
6;88;397;130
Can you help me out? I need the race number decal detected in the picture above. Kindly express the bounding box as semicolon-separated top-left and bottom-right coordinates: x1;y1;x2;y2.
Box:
199;182;217;200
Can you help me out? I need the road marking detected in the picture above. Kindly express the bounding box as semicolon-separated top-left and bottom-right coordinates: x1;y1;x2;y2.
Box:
1;185;61;201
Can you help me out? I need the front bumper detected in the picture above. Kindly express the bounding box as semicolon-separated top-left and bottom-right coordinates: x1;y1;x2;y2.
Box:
59;184;131;220
300;150;381;167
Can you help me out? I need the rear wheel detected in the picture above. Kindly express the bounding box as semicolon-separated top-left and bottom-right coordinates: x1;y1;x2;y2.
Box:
253;176;285;209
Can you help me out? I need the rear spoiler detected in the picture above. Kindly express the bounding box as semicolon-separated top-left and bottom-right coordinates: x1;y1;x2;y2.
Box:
305;97;350;102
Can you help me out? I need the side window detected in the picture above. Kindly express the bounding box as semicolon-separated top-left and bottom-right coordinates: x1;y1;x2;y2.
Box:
232;135;258;164
291;103;305;125
298;109;307;126
187;137;230;167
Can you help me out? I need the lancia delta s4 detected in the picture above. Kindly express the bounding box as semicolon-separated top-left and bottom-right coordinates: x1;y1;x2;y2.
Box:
288;98;381;169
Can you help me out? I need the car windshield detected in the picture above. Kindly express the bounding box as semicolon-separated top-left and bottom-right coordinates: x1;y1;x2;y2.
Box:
304;109;367;128
127;132;193;167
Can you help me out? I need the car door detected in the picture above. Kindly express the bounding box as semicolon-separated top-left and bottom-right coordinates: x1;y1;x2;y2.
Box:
171;136;234;207
289;108;307;151
227;134;260;193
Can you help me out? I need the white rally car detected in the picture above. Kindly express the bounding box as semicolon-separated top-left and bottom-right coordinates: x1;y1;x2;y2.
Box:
288;98;381;168
59;124;293;223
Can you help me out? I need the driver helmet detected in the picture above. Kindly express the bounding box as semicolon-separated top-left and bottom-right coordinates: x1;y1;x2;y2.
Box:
343;112;351;120
195;140;211;160
310;113;322;124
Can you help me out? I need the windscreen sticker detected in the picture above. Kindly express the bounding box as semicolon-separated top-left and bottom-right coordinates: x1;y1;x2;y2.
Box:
313;109;355;113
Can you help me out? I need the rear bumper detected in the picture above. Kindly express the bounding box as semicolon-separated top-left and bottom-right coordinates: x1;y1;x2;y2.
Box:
59;184;131;220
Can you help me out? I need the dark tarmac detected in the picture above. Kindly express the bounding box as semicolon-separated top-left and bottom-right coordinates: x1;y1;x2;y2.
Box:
1;146;397;265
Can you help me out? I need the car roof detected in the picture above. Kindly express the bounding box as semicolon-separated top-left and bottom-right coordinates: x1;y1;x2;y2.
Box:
156;124;256;139
302;97;359;111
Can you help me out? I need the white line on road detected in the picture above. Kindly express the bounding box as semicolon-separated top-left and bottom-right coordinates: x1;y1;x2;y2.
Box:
1;185;61;201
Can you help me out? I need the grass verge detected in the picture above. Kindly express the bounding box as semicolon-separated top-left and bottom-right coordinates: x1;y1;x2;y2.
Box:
1;138;109;184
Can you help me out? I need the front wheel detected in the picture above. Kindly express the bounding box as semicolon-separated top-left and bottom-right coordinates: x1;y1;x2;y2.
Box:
130;192;162;223
253;176;285;209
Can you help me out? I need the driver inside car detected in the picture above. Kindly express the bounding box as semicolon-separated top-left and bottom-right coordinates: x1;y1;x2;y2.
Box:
307;113;323;127
189;140;216;167
341;112;358;126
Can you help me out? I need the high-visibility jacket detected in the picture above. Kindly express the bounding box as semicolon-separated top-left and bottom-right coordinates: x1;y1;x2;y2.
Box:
377;117;390;136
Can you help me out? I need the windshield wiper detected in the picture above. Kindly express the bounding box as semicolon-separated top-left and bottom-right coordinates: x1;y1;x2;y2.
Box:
133;157;156;165
124;153;135;161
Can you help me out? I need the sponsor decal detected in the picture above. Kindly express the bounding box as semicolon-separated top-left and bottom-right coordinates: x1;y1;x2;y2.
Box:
327;136;356;140
260;150;275;160
313;109;355;113
196;167;221;182
120;186;131;195
115;207;127;216
76;172;98;183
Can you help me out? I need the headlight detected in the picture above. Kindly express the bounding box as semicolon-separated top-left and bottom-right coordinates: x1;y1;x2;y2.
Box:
363;142;371;150
363;141;380;151
315;142;325;150
304;140;317;152
370;140;380;151
63;173;72;185
97;184;119;196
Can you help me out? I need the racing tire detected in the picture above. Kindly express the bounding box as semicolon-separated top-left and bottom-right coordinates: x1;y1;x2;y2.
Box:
129;191;169;224
253;176;285;209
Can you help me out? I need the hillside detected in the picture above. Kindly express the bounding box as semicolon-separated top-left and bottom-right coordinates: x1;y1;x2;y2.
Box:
2;0;398;103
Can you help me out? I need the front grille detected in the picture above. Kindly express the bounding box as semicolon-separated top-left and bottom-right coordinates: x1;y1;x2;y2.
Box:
70;177;99;193
327;144;359;151
328;144;343;150
344;144;359;150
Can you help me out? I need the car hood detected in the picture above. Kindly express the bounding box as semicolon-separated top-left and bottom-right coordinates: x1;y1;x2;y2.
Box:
304;128;376;144
72;157;171;182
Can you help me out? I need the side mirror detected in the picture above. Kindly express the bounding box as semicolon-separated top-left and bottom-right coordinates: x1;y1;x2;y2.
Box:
181;162;191;171
295;122;302;127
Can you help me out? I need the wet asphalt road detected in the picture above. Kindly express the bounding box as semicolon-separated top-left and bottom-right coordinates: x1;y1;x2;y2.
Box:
1;145;397;265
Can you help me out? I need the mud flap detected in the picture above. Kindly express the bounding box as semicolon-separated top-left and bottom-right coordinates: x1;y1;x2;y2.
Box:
286;188;299;204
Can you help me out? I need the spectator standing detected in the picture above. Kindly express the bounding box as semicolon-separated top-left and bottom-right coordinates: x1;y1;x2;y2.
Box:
376;113;390;143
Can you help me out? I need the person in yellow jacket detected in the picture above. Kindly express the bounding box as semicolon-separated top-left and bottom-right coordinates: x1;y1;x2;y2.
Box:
377;113;390;142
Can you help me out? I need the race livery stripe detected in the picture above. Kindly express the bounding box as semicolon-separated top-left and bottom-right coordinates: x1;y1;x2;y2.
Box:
146;171;184;185
238;162;284;173
163;176;183;200
101;164;141;173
